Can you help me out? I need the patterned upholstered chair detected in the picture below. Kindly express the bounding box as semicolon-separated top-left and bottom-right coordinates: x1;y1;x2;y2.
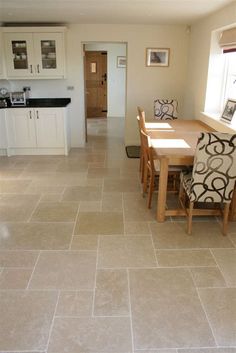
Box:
154;99;178;120
179;132;236;235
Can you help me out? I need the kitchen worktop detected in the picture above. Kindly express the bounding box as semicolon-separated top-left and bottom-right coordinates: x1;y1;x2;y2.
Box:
0;98;71;109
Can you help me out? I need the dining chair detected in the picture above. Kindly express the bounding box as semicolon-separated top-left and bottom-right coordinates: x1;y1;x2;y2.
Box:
154;99;178;120
137;107;147;182
140;129;181;208
179;132;236;235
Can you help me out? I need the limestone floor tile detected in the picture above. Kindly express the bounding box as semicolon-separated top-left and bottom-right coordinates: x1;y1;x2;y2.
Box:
0;179;31;193
26;172;88;186
79;201;102;212
0;268;32;289
135;350;177;353
0;250;38;267
104;178;141;192
56;291;93;317
124;222;151;235
190;267;226;287
0;169;24;179
25;184;65;195
178;349;236;353
129;268;215;349
29;251;96;290
87;167;120;178
31;201;79;222
94;269;129;316
0;194;40;222
0;222;73;250
62;185;102;202
56;161;89;172
198;288;236;346
70;235;98;250
40;194;63;202
150;222;234;249
75;211;124;235
156;249;216;267
229;233;236;246
211;249;236;286
98;236;157;268
102;192;123;212
47;317;132;353
0;290;57;351
123;194;156;222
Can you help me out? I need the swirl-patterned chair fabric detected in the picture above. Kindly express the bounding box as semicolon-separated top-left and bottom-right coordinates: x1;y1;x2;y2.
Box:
154;99;178;120
179;132;236;235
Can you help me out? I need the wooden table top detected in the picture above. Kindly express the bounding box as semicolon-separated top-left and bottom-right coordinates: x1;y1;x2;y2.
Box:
146;120;214;165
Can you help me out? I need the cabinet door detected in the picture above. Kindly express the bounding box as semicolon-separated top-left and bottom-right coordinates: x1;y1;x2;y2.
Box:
6;109;37;148
35;108;65;148
0;110;7;149
4;33;34;77
33;33;65;77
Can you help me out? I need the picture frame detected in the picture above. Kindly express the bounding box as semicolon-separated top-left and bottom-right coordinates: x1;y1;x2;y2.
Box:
221;99;236;123
117;56;126;68
146;48;170;67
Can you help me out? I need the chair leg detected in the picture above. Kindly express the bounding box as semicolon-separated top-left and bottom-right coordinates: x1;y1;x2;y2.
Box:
143;163;148;195
147;172;155;208
187;202;194;235
222;203;230;236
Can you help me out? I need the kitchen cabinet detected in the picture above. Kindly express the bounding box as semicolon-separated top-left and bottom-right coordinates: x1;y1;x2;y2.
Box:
6;107;69;155
0;109;7;154
3;27;66;79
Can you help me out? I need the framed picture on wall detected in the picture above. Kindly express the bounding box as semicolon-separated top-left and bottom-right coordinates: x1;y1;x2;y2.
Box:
117;56;126;68
146;48;170;67
221;99;236;123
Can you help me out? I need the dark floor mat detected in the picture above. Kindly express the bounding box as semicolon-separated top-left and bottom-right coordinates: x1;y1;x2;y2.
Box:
125;145;140;158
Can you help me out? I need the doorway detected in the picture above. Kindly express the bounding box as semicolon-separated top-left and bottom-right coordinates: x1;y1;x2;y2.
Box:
83;42;127;142
85;51;107;119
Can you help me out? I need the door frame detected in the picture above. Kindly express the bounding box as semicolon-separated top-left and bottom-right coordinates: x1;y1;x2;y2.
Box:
83;41;127;143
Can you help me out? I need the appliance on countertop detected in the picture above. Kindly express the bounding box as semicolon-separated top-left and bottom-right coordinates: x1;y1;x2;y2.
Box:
10;91;26;106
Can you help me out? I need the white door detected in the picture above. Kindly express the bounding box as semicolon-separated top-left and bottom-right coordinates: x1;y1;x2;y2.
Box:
33;33;65;77
6;109;37;148
4;33;34;77
35;108;65;148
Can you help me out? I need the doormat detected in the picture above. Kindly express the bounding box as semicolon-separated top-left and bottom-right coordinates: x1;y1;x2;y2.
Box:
125;145;140;158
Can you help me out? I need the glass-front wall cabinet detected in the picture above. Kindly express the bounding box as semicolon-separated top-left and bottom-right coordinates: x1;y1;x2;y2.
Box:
12;40;29;70
40;40;57;70
4;31;65;78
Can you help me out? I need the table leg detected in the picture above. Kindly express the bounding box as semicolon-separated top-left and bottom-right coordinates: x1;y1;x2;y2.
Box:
157;157;169;222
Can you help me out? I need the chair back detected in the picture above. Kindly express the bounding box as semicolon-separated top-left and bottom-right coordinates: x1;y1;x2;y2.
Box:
190;132;236;203
154;99;178;120
137;107;147;133
140;129;155;171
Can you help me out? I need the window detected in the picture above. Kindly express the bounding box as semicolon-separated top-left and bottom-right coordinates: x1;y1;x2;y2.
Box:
223;52;236;103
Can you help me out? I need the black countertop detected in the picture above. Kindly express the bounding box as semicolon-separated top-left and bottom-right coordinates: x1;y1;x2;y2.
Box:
0;98;71;109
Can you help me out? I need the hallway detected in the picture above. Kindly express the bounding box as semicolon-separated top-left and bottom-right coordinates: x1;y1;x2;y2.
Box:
0;117;236;352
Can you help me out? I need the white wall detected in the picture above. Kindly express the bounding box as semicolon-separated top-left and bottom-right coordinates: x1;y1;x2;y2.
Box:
183;2;236;121
85;42;126;118
1;24;190;146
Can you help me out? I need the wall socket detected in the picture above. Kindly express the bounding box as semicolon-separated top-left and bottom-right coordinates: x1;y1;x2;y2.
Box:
67;86;74;90
23;86;31;92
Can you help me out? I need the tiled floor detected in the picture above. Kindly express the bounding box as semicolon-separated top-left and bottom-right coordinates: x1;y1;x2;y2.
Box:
0;117;236;353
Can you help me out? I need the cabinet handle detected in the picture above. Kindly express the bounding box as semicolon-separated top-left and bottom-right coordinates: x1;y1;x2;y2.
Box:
36;110;39;119
37;64;40;73
30;65;33;74
29;111;32;119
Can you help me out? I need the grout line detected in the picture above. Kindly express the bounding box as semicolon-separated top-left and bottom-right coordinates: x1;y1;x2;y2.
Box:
127;269;135;353
195;284;218;347
92;233;100;317
26;194;42;223
44;290;60;353
209;249;229;287
69;201;81;250
26;251;41;290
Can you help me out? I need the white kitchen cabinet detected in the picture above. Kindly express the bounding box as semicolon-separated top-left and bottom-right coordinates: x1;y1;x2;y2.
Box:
3;27;66;79
0;109;7;154
5;107;69;155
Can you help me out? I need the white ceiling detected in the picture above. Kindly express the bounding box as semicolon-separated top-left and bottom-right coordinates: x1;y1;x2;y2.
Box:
0;0;234;25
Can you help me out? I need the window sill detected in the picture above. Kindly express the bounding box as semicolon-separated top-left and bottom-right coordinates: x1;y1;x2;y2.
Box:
199;112;236;133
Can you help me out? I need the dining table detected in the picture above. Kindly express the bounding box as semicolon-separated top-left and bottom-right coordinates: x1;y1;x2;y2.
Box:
145;119;236;222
